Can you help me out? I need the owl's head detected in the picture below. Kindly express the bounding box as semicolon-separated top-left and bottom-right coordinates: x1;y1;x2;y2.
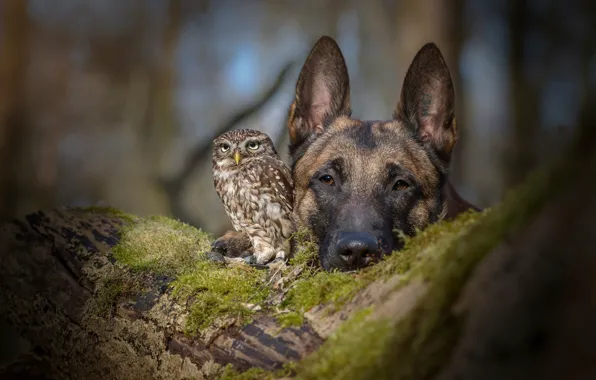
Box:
212;129;279;169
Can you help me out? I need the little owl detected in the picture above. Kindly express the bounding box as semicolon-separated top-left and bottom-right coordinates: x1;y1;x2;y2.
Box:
212;129;294;265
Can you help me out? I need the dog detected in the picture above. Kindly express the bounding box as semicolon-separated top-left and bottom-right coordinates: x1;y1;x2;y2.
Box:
211;36;479;272
286;36;479;271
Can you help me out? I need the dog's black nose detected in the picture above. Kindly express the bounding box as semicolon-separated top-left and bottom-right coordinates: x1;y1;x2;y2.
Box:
336;232;379;268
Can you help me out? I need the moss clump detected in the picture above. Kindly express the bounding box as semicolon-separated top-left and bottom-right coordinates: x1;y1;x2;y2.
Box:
112;215;212;276
108;213;271;336
367;209;486;281
277;311;304;328
172;261;269;334
295;307;392;380
288;229;319;267
219;362;297;380
282;228;360;314
282;271;360;314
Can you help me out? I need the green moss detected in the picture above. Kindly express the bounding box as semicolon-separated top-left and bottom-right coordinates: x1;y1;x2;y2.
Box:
288;229;319;267
283;228;365;314
368;209;485;281
277;311;304;328
172;261;269;334
295;307;393;380
112;215;212;276
282;271;360;313
219;362;297;380
284;228;320;280
282;228;360;314
219;367;274;380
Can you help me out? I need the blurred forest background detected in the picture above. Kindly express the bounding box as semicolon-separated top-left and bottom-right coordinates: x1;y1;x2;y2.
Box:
0;0;594;236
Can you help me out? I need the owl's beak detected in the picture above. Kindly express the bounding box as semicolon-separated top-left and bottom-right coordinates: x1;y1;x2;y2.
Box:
234;151;241;165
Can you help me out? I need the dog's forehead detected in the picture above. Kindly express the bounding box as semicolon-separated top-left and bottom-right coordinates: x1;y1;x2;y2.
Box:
294;117;438;189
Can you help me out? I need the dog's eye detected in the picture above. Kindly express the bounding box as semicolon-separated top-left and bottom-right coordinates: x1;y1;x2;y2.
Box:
247;141;260;150
319;175;335;186
393;179;409;191
220;143;230;153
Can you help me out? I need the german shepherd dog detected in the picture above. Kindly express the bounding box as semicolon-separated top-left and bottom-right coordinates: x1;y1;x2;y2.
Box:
212;36;479;272
286;36;479;271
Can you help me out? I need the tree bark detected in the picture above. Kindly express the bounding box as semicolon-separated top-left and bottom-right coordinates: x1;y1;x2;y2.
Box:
0;208;326;380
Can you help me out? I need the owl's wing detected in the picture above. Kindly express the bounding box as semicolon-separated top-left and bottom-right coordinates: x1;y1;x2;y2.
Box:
260;156;294;212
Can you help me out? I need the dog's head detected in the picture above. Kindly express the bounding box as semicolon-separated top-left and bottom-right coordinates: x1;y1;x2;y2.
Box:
288;36;457;271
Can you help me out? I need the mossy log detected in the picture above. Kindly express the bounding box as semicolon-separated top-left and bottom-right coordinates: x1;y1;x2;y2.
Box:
0;208;326;380
1;111;595;380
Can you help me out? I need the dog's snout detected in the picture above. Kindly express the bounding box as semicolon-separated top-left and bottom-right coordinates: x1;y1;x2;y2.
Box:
336;232;379;267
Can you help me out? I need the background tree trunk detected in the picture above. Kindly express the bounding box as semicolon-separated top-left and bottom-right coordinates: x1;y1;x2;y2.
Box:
0;0;29;223
505;0;542;189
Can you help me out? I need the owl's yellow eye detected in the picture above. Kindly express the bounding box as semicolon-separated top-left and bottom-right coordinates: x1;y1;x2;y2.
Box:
220;143;230;153
247;141;260;150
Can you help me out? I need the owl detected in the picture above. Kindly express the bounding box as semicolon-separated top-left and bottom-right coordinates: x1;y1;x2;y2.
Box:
212;129;295;265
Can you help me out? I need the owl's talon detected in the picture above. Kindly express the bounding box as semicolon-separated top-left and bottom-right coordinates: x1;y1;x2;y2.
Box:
237;255;267;270
206;251;226;264
243;255;257;265
224;257;247;266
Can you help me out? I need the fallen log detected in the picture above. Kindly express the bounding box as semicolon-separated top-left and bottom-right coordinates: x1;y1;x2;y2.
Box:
0;208;326;379
1;107;595;380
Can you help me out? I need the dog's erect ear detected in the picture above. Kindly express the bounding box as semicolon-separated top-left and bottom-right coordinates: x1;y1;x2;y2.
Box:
394;43;456;162
288;36;351;149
